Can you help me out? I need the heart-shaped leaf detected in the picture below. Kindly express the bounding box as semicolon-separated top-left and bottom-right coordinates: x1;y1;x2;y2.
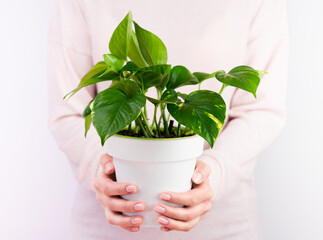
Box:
167;90;226;147
128;31;149;68
161;89;178;103
64;62;115;99
82;99;94;117
92;80;146;145
193;71;220;84
103;54;125;72
134;21;167;66
135;64;171;90
84;114;92;137
83;99;94;137
109;11;132;60
122;61;139;72
177;92;188;100
138;64;171;75
166;66;199;89
193;72;211;83
134;71;163;91
215;66;260;98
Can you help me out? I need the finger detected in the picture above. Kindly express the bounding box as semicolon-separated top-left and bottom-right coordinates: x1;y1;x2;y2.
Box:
160;181;213;207
94;174;137;196
121;226;141;232
154;201;212;222
191;160;211;184
102;195;146;213
160;226;172;232
100;154;115;175
104;208;144;228
157;215;200;232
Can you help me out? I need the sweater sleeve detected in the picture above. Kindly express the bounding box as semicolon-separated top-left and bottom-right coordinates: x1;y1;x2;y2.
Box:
199;0;289;201
47;0;105;191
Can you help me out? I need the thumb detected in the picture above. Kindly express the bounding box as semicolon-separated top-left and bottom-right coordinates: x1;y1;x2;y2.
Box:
192;160;211;184
100;153;115;175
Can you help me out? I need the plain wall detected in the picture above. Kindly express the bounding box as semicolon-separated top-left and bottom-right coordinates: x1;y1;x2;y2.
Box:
0;0;322;239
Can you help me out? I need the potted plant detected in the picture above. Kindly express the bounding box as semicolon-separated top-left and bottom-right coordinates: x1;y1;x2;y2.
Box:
64;11;264;226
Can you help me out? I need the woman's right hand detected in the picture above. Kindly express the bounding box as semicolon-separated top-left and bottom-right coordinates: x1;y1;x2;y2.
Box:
93;154;146;232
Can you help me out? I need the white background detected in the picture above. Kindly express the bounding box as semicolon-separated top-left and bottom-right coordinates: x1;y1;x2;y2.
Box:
0;0;322;239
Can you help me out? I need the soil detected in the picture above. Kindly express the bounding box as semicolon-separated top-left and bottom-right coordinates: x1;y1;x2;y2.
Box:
117;129;195;138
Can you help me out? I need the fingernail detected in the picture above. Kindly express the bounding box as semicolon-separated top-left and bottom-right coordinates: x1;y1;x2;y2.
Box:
192;172;202;184
160;193;171;201
154;206;166;214
131;217;141;225
161;227;169;232
105;162;113;172
130;226;140;232
126;185;135;193
134;203;145;211
158;217;169;225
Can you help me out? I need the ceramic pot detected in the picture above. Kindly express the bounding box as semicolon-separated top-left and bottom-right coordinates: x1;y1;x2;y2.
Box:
105;134;204;227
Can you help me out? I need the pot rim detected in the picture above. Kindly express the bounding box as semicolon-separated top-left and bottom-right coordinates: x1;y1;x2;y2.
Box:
113;133;199;141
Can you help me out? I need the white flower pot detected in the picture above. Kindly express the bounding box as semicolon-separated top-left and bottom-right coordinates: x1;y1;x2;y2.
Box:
105;134;204;227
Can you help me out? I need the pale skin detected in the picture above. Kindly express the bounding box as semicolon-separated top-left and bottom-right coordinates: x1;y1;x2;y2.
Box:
93;153;213;233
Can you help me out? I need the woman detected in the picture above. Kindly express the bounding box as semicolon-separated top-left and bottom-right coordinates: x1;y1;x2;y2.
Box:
48;0;289;239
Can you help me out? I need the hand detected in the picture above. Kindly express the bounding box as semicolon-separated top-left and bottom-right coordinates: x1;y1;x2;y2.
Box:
154;160;213;232
93;154;146;232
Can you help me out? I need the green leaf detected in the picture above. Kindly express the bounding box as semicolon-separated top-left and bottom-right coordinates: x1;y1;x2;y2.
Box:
177;92;188;100
158;73;170;91
128;31;149;68
133;21;167;66
161;89;177;103
103;54;125;72
193;72;211;83
134;71;163;91
146;96;160;105
193;71;219;84
215;66;260;98
64;62;110;99
167;90;226;147
122;61;139;72
146;89;178;106
139;64;171;75
84;114;92;137
109;11;132;60
133;64;171;90
82;99;94;117
166;66;199;89
83;100;94;137
257;70;268;77
109;80;141;98
97;68;121;80
92;80;146;145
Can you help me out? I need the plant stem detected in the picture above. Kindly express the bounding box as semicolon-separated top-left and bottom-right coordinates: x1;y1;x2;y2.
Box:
158;114;162;130
127;123;132;133
141;112;154;137
152;105;161;136
136;119;149;137
177;123;181;136
161;104;169;135
184;127;189;135
144;104;148;121
198;82;201;90
134;125;139;134
219;83;227;95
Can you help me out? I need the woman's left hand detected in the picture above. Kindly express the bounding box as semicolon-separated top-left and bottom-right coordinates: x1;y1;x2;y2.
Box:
154;160;213;232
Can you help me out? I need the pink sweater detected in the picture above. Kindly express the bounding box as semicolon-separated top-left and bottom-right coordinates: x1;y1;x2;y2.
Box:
48;0;289;239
